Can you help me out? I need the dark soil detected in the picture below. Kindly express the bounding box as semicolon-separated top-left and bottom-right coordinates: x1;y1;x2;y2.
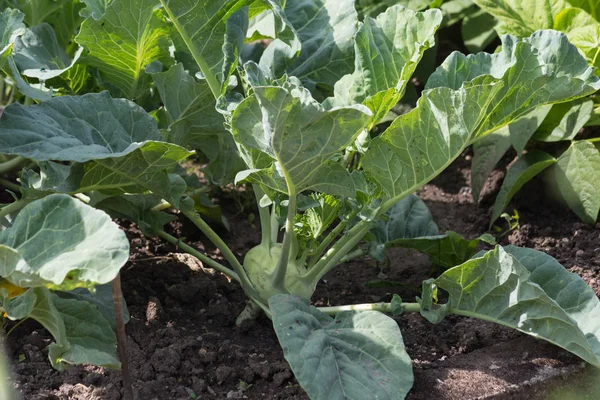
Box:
7;150;600;400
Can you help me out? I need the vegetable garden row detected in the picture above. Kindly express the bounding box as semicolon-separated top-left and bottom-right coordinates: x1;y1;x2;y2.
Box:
0;0;599;399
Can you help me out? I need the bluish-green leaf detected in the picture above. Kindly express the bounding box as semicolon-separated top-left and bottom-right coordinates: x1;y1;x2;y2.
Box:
553;140;600;224
13;23;83;81
0;194;129;290
490;150;556;226
428;246;600;368
270;294;413;400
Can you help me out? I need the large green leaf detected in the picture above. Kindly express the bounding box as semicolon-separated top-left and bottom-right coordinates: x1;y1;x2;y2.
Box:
0;194;129;290
261;0;358;89
327;6;442;126
427;31;599;139
160;0;252;96
363;83;502;205
554;7;600;71
4;0;70;26
29;287;119;370
424;246;600;368
13;23;83;81
76;0;171;99
566;0;600;20
461;8;498;53
490;150;556;226
553;140;600;224
232;73;371;196
0;92;192;204
533;98;594;142
270;294;413;400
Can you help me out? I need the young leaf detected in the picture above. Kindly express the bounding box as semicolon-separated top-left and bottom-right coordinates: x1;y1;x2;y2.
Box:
533;98;594;142
13;23;84;81
261;0;358;89
232;74;371;196
490;150;556;226
76;0;171;99
327;5;442;126
0;286;36;320
270;294;413;400
553;140;600;224
0;194;129;290
427;246;600;368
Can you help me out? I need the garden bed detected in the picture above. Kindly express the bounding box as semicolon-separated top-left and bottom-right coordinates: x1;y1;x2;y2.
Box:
9;152;600;400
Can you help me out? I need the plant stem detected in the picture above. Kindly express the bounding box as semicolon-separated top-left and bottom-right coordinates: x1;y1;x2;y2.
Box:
270;200;279;244
182;210;256;295
271;192;297;292
156;230;240;283
23;97;33;106
306;220;371;282
0;156;26;175
340;248;366;263
5;317;28;337
253;185;271;247
319;302;421;315
112;274;133;400
0;178;20;192
0;198;33;220
307;211;357;269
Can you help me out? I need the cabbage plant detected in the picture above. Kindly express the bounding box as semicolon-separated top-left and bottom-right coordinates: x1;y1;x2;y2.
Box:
0;1;600;398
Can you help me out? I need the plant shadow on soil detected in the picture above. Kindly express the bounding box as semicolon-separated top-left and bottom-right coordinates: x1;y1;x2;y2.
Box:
7;150;600;400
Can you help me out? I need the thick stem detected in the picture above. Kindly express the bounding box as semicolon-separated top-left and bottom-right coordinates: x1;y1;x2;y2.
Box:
112;274;133;400
306;220;371;282
271;193;297;292
0;156;26;175
0;178;20;192
0;198;33;220
253;185;271;247
182;210;256;295
340;248;366;263
319;302;421;315
156;230;240;283
270;201;279;244
235;300;262;326
307;210;357;269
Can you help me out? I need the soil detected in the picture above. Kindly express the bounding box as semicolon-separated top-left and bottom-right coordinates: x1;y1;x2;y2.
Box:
6;150;600;400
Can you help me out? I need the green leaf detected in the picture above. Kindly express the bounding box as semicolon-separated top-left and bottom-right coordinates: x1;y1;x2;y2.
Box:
470;0;562;36
427;31;599;140
327;6;442;126
363;82;503;205
554;7;600;71
46;0;84;49
56;284;129;329
534;99;594;142
30;287;119;370
490;150;556;226
79;0;111;19
461;8;498;53
553;140;600;224
270;294;413;400
429;246;600;368
0;8;25;57
232;74;371;196
76;0;171;99
0;287;36;320
13;23;83;81
0;194;129;290
160;0;252;96
262;0;358;89
0;92;192;205
566;0;600;20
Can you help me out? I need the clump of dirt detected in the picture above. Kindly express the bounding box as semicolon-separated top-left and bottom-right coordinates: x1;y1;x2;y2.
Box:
7;151;599;400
